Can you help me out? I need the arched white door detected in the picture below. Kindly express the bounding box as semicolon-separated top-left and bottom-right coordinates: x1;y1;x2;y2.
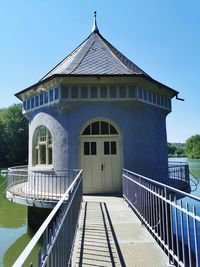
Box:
80;120;121;194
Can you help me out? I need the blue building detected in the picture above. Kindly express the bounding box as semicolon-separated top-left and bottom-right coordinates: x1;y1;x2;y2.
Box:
15;12;181;195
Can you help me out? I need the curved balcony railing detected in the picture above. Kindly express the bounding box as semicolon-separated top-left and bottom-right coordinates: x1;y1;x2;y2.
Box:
168;161;189;181
7;166;81;201
128;162;190;193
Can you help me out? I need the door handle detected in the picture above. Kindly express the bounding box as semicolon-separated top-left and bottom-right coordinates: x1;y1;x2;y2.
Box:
101;164;105;171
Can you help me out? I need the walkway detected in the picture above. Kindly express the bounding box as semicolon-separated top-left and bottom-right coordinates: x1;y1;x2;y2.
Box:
72;196;168;267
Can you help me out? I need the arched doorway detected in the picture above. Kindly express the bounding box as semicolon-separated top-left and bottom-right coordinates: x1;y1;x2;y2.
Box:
80;119;122;194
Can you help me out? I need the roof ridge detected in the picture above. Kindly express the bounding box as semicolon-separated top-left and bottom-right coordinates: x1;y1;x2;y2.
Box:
40;33;93;81
70;39;96;74
95;34;132;74
98;33;150;76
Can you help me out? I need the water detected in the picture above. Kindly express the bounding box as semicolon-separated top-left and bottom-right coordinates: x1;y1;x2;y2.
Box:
0;176;41;266
188;159;200;196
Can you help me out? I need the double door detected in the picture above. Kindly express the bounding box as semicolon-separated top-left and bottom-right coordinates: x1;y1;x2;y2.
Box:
80;137;121;194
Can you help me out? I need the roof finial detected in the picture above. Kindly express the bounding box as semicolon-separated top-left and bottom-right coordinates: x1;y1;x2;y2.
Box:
92;11;99;33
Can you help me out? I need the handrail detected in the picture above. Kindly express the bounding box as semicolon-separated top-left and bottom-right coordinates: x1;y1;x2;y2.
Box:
123;168;198;201
8;165;28;170
8;166;80;172
168;161;187;165
13;169;83;267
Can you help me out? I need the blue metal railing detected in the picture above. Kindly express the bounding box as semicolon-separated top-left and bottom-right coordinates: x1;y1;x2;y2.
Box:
133;162;190;185
13;169;83;267
168;161;190;184
123;169;200;267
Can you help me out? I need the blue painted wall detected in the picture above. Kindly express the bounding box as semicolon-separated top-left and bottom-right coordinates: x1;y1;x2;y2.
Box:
28;100;169;182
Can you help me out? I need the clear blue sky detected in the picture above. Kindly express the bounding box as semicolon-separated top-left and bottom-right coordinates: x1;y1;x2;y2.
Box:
0;1;199;143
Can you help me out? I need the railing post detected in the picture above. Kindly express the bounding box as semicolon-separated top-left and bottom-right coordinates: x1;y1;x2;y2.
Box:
38;249;42;267
186;202;192;266
139;176;143;226
193;206;198;267
164;186;172;266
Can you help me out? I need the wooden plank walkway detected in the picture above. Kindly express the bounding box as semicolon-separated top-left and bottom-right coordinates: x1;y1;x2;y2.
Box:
72;196;169;267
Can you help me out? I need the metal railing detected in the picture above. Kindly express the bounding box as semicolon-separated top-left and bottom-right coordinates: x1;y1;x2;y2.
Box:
168;161;190;183
123;169;200;267
133;162;190;186
7;166;80;201
13;169;83;267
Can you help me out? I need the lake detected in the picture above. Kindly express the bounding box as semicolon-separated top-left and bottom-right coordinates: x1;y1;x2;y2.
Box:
0;176;41;266
0;159;200;266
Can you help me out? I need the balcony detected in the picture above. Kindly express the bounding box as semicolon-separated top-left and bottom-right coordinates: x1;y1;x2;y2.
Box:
6;166;80;208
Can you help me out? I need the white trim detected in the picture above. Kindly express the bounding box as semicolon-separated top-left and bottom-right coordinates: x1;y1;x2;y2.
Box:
32;126;53;167
22;86;60;114
60;84;171;111
79;117;121;136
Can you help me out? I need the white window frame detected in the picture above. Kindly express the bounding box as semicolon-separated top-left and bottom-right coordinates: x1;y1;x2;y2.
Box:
33;126;53;166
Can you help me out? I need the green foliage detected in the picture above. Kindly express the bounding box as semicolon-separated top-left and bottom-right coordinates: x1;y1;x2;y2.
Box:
0;104;28;167
185;135;200;159
167;142;186;157
168;143;176;155
0;120;6;166
176;147;184;156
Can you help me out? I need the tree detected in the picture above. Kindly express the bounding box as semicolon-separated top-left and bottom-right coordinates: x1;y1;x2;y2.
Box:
0;104;28;167
168;142;186;157
184;135;200;159
176;147;184;156
0;120;7;166
167;143;176;156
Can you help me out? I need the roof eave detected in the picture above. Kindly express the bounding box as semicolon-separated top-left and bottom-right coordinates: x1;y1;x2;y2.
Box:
144;76;179;97
15;73;178;101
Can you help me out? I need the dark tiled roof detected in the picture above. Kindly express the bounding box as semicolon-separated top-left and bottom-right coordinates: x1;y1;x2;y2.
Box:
40;32;149;81
15;13;179;100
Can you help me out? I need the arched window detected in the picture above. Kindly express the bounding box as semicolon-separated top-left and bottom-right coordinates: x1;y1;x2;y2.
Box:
32;126;52;166
82;121;118;135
